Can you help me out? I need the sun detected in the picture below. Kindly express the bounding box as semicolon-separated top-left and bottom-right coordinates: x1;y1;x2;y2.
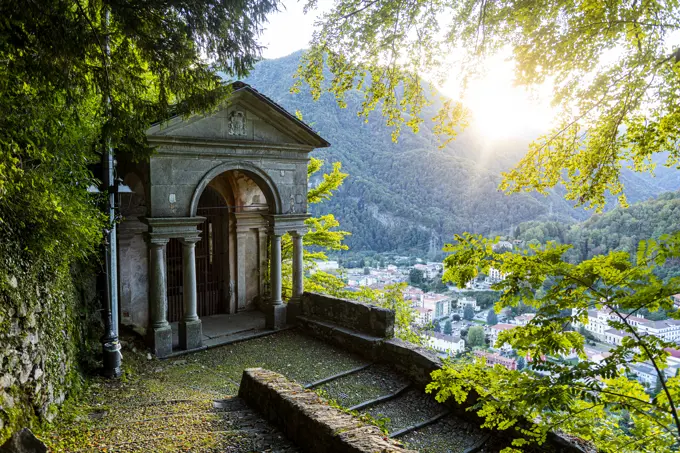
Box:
441;56;555;142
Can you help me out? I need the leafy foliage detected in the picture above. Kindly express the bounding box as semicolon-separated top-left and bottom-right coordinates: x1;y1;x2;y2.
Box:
514;191;680;280
279;158;422;344
0;0;278;437
466;326;485;349
1;0;280;294
487;309;498;326
463;305;475;321
409;268;424;285
431;233;680;451
246;52;678;255
516;356;526;371
281;156;350;299
301;0;680;211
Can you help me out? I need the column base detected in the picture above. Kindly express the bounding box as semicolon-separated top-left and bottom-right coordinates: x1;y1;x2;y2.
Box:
286;298;302;326
179;319;203;350
149;325;173;358
266;304;287;330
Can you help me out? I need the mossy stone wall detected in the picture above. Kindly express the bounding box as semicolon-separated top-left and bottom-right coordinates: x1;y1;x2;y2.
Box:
0;244;99;443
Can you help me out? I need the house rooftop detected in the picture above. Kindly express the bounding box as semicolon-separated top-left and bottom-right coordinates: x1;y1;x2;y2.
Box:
641;319;680;329
423;293;449;302
604;328;634;337
431;332;462;342
665;347;680;358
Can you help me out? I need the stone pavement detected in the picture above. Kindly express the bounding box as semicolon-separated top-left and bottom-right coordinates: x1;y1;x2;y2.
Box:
35;329;555;452
37;330;364;452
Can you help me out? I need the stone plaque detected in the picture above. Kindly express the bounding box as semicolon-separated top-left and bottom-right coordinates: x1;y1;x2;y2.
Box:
228;110;246;136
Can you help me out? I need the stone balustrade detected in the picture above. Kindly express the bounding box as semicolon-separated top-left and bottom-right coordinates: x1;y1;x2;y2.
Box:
238;368;416;453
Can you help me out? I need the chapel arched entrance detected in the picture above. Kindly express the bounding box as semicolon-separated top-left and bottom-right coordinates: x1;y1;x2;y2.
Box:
165;169;271;322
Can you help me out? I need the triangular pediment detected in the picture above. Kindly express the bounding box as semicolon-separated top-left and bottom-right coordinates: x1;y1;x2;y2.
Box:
146;85;329;149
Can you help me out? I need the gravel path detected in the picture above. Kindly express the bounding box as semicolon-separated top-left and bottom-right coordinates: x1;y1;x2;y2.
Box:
38;330;363;452
39;329;558;452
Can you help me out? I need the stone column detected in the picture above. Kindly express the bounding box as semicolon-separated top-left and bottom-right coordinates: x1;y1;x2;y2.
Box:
236;230;248;311
179;236;202;350
266;232;285;329
287;231;304;325
147;236;172;357
257;227;268;305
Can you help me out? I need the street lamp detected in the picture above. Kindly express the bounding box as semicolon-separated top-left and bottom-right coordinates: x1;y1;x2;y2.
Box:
89;165;132;378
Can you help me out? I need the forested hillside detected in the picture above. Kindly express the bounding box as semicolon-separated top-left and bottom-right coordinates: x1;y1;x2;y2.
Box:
515;191;680;279
242;51;680;254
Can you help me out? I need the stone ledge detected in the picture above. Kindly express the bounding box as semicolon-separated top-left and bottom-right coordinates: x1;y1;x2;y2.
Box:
296;316;382;357
238;368;416;453
379;338;443;389
300;292;394;338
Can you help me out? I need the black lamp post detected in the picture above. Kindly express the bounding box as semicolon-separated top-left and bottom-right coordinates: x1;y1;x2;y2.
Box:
101;223;122;379
90;162;131;378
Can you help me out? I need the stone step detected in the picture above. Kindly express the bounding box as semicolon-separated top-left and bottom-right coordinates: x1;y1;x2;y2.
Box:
47;396;299;453
365;389;447;435
315;363;410;408
311;364;492;450
400;416;491;453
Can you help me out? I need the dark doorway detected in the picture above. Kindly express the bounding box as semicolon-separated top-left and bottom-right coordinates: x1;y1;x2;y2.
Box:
196;186;228;317
165;186;229;322
166;238;184;322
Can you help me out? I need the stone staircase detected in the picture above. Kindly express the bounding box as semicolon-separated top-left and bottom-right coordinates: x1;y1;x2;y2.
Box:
45;396;299;453
307;363;499;453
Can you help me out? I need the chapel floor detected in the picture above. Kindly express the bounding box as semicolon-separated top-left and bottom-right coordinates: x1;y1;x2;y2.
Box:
170;310;276;351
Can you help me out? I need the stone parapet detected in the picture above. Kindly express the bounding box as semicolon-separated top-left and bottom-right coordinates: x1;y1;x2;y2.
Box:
296;317;383;358
238;368;416;453
379;338;443;389
299;292;394;338
295;294;587;453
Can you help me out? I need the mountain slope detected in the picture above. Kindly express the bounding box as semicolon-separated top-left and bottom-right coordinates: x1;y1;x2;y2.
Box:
241;51;680;254
514;191;680;280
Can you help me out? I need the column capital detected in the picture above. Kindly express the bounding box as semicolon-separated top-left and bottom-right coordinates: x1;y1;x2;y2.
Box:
265;214;310;236
118;219;147;246
179;236;202;245
145;233;169;247
234;212;267;233
288;228;308;238
140;216;205;240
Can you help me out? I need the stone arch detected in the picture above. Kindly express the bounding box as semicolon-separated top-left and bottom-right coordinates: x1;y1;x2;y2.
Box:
189;162;282;216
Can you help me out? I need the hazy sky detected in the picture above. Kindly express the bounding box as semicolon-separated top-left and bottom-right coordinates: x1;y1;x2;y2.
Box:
259;1;328;60
256;0;555;140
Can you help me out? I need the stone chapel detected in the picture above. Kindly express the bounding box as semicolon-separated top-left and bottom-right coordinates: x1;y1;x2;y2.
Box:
116;82;330;357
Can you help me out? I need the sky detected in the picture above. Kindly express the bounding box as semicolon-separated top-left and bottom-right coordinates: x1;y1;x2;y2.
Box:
258;0;556;141
259;1;324;61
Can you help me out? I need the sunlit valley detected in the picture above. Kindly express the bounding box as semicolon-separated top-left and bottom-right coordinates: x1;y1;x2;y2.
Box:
4;2;680;453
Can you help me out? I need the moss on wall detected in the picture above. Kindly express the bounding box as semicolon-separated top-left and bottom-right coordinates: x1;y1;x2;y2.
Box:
0;240;100;443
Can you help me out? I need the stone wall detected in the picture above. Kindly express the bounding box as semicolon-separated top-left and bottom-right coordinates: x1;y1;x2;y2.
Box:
0;261;98;443
238;368;416;453
295;294;586;453
118;219;149;333
299;292;395;338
